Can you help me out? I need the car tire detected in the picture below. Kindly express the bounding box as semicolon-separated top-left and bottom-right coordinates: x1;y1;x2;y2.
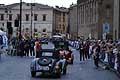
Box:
57;73;61;78
31;71;36;77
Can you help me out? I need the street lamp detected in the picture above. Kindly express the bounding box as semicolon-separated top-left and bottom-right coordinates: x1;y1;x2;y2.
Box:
19;0;22;40
30;3;35;39
30;3;33;39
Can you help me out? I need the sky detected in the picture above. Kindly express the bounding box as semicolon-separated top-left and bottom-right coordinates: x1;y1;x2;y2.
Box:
0;0;77;8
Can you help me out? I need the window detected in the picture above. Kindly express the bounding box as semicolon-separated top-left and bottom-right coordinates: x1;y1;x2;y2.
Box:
17;14;20;20
43;29;46;32
5;9;8;13
34;28;37;32
63;16;65;22
27;3;30;6
9;11;11;13
26;14;29;21
25;28;29;31
34;14;38;21
63;13;65;16
2;23;4;26
0;14;4;21
63;25;65;30
63;13;65;22
43;14;46;21
9;14;12;21
59;16;61;22
59;24;61;29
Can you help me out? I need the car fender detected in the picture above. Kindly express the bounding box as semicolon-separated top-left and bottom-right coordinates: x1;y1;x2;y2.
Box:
30;58;39;70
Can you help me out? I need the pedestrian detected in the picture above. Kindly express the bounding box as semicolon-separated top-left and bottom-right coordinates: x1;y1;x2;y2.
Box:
100;41;107;61
19;39;25;57
89;42;93;58
84;41;90;59
117;44;120;73
83;41;87;60
24;40;30;56
29;39;35;57
34;40;41;58
92;42;100;68
107;40;114;68
113;44;118;69
79;42;85;61
116;41;120;73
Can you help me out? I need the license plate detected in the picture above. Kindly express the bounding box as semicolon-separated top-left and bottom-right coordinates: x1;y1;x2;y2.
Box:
37;66;42;70
42;66;49;70
38;66;49;70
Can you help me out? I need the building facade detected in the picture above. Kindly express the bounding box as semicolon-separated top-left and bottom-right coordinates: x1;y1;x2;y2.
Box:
113;0;119;40
53;6;68;36
68;4;78;40
77;0;114;39
0;2;53;38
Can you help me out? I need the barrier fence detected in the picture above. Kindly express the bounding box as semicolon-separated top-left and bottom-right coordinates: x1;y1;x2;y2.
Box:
100;51;120;75
68;40;120;76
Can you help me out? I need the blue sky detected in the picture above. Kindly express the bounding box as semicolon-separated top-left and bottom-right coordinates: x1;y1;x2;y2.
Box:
0;0;77;8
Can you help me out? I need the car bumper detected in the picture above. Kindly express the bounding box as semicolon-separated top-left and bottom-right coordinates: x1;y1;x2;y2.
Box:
31;68;61;74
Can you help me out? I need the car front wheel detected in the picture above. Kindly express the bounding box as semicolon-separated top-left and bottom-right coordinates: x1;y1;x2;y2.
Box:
55;72;61;78
31;71;36;77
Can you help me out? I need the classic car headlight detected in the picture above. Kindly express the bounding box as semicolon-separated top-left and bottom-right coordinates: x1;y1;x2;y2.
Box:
69;58;72;60
49;64;52;67
55;63;60;69
55;65;59;69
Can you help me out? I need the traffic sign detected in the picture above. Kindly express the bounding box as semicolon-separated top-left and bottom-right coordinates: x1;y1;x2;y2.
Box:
103;23;110;33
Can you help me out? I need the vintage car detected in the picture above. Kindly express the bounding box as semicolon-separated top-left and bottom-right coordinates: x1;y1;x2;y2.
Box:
53;40;74;64
39;38;49;44
30;49;68;78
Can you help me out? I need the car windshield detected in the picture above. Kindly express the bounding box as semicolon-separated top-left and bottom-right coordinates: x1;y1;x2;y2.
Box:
58;42;64;45
42;42;55;49
42;52;53;57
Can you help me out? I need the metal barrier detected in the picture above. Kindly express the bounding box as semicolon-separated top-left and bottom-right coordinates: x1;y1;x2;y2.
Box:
100;52;120;75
